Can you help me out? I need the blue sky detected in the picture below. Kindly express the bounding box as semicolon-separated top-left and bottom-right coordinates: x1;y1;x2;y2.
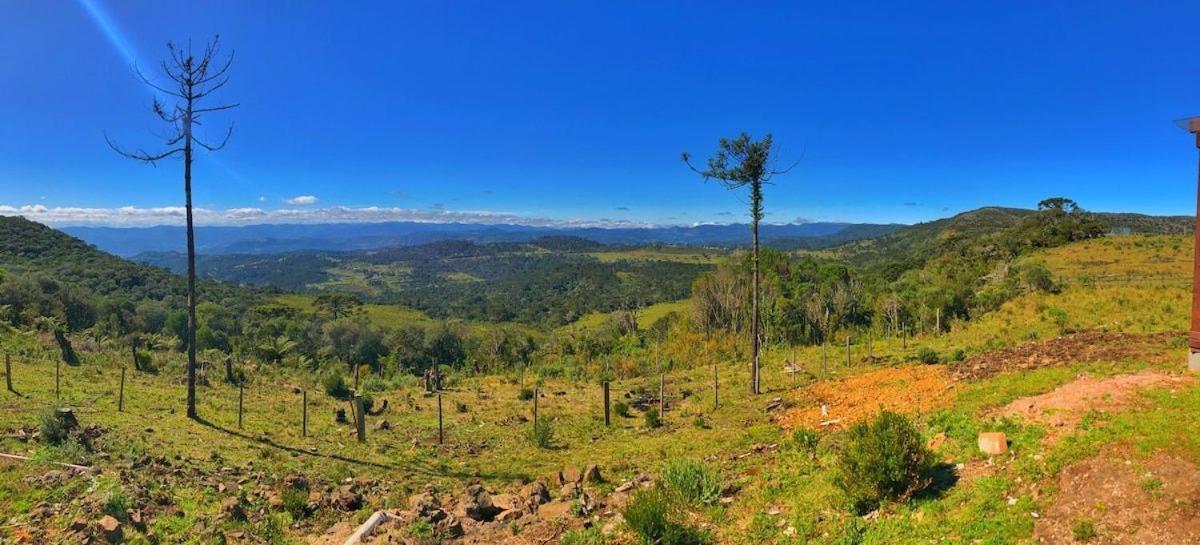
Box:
2;1;1199;227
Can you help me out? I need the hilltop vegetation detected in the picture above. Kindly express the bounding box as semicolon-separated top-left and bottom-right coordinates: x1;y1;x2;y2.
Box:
0;229;1194;544
137;238;714;327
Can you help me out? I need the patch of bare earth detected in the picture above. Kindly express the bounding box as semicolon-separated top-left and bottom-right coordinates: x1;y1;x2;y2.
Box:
949;331;1177;381
775;365;956;431
998;369;1193;444
1035;453;1200;544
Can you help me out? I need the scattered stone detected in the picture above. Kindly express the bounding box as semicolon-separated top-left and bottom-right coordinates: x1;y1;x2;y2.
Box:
494;509;522;523
538;501;572;520
559;482;581;500
978;432;1009;456
333;485;363;511
614;482;634;493
582;464;603;484
520;481;550;507
457;484;500;521
221;497;246;522
561;466;583;484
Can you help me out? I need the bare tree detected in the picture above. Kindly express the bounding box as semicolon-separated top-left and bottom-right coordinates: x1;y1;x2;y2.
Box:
683;133;795;394
107;36;238;419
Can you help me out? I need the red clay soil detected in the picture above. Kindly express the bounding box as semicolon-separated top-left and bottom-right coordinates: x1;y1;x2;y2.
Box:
1035;452;1200;544
948;331;1179;381
775;365;956;431
998;369;1193;444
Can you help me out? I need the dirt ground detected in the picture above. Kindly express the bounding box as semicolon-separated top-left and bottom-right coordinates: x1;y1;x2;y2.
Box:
775;365;956;431
1034;452;1200;544
998;369;1193;444
949;331;1178;381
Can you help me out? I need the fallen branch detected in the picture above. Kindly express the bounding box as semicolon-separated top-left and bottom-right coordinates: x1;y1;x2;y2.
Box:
342;510;388;545
0;452;91;471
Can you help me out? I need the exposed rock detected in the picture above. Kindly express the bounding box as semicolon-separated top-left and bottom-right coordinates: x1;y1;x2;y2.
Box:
582;464;603;484
559;482;581;500
408;491;441;518
282;474;310;491
494;509;523;523
538;501;573;520
561;466;583;484
333;485;363;511
221;497;246;522
520;481;550;507
457;484;501;521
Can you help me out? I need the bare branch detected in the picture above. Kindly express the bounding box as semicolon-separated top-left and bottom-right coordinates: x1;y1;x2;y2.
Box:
134;64;184;98
194;123;234;152
105;131;183;166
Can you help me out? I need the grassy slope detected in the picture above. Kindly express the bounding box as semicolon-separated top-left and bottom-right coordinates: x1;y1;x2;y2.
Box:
0;234;1194;544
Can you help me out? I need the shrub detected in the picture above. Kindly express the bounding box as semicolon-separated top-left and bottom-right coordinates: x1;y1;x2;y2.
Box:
915;346;939;364
623;489;708;545
643;408;663;429
659;459;721;505
517;387;534;401
102;488;132;521
834;410;934;514
38;408;71;446
561;527;604;545
1071;519;1096;542
614;401;631;418
949;348;966;362
529;419;554;449
322;373;352;400
281;488;310;519
792;427;820;454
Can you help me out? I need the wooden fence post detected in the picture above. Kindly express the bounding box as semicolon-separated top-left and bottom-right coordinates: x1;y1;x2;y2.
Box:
437;393;444;444
354;393;366;443
602;381;611;427
659;373;665;418
118;367;125;412
302;389;308;438
532;388;539;427
238;382;244;429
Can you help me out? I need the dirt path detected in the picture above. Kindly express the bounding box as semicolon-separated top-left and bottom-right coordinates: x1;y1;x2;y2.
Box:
998;369;1192;444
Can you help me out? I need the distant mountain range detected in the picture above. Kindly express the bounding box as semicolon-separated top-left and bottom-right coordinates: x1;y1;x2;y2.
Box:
61;221;904;257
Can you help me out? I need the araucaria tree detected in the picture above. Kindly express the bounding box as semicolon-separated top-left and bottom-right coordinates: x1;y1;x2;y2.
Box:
107;36;238;419
683;133;794;394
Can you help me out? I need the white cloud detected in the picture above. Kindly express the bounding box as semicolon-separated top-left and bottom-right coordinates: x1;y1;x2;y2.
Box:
285;195;318;206
0;203;658;229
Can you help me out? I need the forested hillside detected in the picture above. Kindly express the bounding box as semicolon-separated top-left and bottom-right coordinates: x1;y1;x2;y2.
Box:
136;237;713;327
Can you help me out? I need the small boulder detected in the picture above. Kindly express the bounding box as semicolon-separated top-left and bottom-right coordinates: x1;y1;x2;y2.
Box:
561;466;583;484
559;482;581;500
520;481;550;507
457;484;500;521
582;464;602;484
977;432;1008;455
494;509;523;523
333;485;363;511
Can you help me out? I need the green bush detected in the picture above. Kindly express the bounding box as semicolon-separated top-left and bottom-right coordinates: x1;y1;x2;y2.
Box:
38;408;71;446
529;419;554;449
281;488;309;519
949;348;966;362
614;401;631;418
623;489;708;545
643;408;663;429
1071;519;1096;542
659;459;721;505
517;387;534;401
915;346;939;364
102;488;132;521
834;410;934;514
322;373;352;400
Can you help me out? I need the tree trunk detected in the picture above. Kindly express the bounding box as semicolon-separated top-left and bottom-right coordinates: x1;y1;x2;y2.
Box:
184;101;198;420
751;201;761;395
